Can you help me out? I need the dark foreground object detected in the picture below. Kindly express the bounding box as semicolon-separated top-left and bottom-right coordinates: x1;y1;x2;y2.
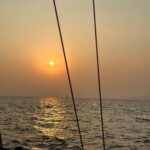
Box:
0;134;81;150
0;133;3;150
1;146;81;150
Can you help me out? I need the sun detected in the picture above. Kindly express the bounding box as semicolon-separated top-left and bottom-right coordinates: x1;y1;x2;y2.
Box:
49;60;54;66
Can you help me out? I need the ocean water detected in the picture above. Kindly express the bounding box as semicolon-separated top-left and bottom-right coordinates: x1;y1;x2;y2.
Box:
0;96;150;150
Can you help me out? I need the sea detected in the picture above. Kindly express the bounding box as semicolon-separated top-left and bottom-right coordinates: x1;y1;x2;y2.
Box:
0;96;150;150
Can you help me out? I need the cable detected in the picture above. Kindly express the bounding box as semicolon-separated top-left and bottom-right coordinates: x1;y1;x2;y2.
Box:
92;0;106;149
52;0;84;149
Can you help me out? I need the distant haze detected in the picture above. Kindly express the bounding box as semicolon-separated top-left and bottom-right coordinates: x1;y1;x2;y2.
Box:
0;0;150;99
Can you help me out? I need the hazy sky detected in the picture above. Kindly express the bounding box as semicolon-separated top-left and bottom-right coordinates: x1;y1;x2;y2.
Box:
0;0;150;98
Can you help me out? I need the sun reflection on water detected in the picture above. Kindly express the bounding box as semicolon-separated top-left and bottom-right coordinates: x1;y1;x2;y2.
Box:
33;97;67;139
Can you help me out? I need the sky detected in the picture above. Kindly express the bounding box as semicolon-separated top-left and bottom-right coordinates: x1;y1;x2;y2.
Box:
0;0;150;99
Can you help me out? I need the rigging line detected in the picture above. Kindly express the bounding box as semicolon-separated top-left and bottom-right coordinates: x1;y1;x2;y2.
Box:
92;0;106;150
52;0;84;150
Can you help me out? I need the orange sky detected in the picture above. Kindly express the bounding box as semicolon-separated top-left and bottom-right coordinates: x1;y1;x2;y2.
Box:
0;0;150;98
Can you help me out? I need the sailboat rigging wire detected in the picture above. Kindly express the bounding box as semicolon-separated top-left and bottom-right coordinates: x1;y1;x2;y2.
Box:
52;0;84;150
92;0;106;150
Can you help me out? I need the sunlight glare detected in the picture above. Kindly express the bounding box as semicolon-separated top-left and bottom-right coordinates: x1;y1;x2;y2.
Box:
49;60;54;67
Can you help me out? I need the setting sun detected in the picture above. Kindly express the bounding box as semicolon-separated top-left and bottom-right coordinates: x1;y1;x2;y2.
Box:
49;60;54;66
